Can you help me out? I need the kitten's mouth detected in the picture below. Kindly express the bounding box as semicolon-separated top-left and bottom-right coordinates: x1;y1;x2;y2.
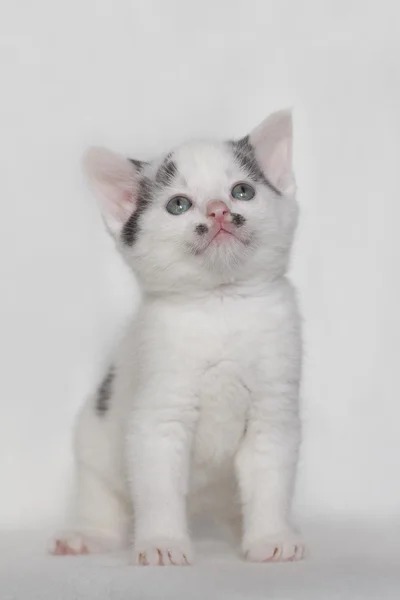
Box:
191;222;251;256
212;227;234;239
207;224;236;245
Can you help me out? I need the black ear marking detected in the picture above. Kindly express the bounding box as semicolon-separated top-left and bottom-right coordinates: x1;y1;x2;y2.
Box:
195;224;208;235
230;137;281;196
121;176;153;246
231;213;246;227
96;367;115;415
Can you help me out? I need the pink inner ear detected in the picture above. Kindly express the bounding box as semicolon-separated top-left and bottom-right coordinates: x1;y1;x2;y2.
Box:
122;188;134;205
84;147;139;234
249;110;295;194
102;182;137;228
119;187;136;215
268;139;292;192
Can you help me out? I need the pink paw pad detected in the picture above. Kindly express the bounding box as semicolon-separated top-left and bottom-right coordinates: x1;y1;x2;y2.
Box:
51;538;89;556
245;537;306;563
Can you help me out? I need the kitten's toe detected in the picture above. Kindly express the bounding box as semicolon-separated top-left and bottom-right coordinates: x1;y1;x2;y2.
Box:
132;538;193;566
244;532;306;563
49;530;123;556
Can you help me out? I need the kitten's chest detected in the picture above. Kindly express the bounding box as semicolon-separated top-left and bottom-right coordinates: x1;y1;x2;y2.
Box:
193;356;251;465
136;294;267;460
186;298;259;464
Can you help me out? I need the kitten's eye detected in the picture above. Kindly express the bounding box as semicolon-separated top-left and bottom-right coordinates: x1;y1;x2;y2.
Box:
166;196;193;215
231;182;255;201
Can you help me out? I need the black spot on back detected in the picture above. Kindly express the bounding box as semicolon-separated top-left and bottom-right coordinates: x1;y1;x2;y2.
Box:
195;223;208;235
231;213;246;227
230;136;281;196
121;176;153;246
96;367;114;415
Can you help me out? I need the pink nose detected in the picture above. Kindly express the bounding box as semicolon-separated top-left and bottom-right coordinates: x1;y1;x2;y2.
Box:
207;200;230;222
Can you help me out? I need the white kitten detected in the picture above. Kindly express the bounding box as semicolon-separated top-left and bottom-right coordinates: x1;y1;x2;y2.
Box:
50;110;304;565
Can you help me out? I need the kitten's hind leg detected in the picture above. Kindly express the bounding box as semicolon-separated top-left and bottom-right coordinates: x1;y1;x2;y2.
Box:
50;463;130;555
50;389;130;556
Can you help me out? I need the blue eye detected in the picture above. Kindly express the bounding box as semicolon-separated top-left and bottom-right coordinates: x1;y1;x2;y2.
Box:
166;196;192;215
231;182;255;201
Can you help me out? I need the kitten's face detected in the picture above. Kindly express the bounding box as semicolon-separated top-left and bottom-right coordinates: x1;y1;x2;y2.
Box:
85;110;298;293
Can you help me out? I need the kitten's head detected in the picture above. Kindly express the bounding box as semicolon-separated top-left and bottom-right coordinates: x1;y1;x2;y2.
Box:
84;110;298;293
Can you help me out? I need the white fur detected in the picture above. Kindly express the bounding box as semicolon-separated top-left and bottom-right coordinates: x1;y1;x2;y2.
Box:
51;110;304;565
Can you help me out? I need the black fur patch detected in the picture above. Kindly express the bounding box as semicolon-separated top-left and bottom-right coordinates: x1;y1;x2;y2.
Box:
231;213;246;227
121;176;153;246
128;158;147;171
96;367;114;415
195;223;208;235
231;136;281;196
156;155;177;187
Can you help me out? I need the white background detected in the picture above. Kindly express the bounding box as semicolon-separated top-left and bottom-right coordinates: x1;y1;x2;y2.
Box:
1;0;399;531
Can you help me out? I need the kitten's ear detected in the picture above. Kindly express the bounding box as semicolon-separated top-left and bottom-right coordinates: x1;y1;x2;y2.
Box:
83;147;142;235
249;109;295;195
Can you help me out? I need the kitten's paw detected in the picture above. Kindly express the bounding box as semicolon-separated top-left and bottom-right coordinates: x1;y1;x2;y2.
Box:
244;532;305;563
132;538;193;566
49;531;123;556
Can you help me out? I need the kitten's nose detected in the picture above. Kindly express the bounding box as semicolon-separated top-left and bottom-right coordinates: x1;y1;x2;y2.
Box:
207;200;230;222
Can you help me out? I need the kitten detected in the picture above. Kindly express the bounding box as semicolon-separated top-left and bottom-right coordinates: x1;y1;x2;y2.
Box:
50;109;304;565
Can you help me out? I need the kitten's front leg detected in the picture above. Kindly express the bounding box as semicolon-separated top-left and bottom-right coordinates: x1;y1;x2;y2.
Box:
128;383;198;566
235;381;305;563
